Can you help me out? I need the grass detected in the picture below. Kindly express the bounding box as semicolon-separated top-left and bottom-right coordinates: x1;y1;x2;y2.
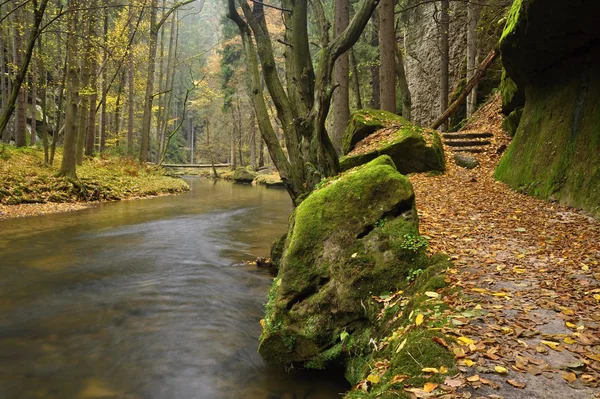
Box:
0;145;189;206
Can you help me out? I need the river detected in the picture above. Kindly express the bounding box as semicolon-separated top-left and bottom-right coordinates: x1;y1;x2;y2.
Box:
0;179;347;399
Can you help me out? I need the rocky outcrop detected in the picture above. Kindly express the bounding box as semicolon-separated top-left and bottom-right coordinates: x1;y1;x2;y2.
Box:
258;156;437;367
340;111;444;174
495;0;600;216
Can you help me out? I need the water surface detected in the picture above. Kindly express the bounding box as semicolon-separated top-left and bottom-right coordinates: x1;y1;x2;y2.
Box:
0;179;346;399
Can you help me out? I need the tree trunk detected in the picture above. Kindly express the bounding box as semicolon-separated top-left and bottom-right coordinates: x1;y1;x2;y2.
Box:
13;4;27;147
258;138;264;168
37;37;49;164
0;4;5;142
370;13;380;109
76;11;93;165
332;0;350;153
394;37;411;120
51;57;67;166
86;51;98;157
158;13;177;162
30;58;37;146
379;0;396;113
230;107;237;170
126;0;134;155
100;4;108;153
439;0;450;131
466;0;481;118
59;0;80;178
350;49;363;109
250;108;256;170
113;70;125;144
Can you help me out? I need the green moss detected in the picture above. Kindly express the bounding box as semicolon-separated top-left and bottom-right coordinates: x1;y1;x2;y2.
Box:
495;59;600;216
340;126;445;174
500;69;524;113
499;0;523;45
501;107;523;136
342;109;406;155
269;233;287;269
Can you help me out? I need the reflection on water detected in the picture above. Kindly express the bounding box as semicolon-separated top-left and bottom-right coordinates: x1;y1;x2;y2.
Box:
0;179;347;399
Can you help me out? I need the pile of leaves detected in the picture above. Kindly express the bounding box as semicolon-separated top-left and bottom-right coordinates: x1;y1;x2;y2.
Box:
403;95;600;398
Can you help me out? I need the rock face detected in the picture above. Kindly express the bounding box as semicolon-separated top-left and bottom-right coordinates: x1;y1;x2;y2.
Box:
454;154;479;170
401;1;467;126
259;156;430;367
231;168;257;183
340;110;445;174
495;0;600;216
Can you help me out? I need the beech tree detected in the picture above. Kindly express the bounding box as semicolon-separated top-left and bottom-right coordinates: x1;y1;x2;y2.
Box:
227;0;380;204
379;0;395;113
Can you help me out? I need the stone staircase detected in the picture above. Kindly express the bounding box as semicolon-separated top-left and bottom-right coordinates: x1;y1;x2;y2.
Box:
442;131;494;153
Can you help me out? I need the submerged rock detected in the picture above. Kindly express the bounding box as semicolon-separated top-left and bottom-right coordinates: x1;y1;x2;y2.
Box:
259;156;434;367
339;114;445;174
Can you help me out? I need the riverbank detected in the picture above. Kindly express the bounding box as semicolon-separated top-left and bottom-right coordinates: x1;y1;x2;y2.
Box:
0;146;189;219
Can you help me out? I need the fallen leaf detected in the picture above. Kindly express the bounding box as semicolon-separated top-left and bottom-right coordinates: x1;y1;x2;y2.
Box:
562;372;577;383
494;365;508;374
506;379;526;388
422;367;439;374
467;375;480;382
416;313;424;326
367;374;380;384
423;382;438;393
458;336;476;346
425;291;439;298
390;374;409;384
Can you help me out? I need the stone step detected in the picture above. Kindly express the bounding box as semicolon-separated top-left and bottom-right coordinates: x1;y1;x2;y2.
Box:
442;132;494;140
444;139;492;147
453;147;487;153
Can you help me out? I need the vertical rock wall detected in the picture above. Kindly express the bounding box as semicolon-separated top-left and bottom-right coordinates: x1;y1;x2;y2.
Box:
401;1;467;126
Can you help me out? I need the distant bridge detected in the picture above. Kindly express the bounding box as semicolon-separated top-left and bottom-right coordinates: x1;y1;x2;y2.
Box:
161;163;231;168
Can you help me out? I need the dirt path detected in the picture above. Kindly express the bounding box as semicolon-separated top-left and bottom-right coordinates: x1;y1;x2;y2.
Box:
409;98;600;399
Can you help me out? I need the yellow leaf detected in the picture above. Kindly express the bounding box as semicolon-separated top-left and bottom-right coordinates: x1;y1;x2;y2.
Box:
425;291;439;298
367;374;380;384
460;359;474;367
562;372;577;383
564;337;576;345
458;336;476;346
472;288;488;293
467;375;480;382
540;340;560;350
423;382;438;393
415;313;424;326
594;294;600;302
439;366;448;374
492;292;510;297
422;367;439;373
565;322;577;328
585;353;600;362
396;338;407;353
495;365;508;374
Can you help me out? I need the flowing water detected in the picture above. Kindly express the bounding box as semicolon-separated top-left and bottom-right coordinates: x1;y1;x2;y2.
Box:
0;179;347;399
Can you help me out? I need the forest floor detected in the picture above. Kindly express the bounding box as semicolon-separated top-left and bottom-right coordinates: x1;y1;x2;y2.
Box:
408;95;600;398
0;146;189;219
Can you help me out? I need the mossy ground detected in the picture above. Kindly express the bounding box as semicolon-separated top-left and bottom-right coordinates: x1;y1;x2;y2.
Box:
0;146;189;207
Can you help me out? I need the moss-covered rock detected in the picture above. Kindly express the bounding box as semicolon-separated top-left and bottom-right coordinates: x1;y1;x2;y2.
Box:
231;167;257;183
342;109;406;155
499;69;524;114
339;124;445;174
496;0;600;216
259;156;432;367
501;106;523;137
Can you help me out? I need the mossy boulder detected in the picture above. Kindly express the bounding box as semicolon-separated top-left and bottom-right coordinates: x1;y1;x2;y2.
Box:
231;167;257;183
339;122;445;174
501;107;523;137
342;109;406;155
496;0;600;216
259;156;431;367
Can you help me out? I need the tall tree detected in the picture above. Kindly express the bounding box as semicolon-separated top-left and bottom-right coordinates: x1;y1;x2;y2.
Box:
59;0;80;178
13;2;27;147
379;0;396;113
139;0;195;163
332;0;350;153
0;0;50;143
439;0;450;131
228;0;380;204
466;0;481;117
369;14;380;109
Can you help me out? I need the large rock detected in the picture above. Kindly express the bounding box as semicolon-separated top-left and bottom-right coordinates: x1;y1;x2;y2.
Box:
342;109;405;155
231;168;257;183
495;0;600;216
339;117;445;174
259;156;432;367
